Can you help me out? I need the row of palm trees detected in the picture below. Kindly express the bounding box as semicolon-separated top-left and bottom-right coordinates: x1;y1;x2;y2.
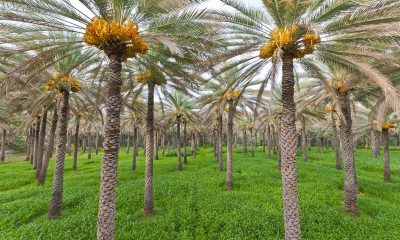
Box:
1;0;400;239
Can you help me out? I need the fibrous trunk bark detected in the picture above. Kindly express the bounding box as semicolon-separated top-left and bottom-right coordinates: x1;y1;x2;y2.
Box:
38;105;58;185
226;100;234;190
382;129;391;182
144;83;155;215
338;91;359;215
280;56;301;239
48;90;70;219
96;54;123;239
72;115;80;170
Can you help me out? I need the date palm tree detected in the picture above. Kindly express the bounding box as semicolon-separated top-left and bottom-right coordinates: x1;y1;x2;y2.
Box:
214;1;400;236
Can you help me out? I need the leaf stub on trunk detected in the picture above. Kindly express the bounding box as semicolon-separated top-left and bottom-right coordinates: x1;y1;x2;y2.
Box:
280;55;301;240
97;54;123;239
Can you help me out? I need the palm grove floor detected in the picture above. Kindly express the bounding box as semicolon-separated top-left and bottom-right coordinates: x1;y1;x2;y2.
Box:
0;147;399;239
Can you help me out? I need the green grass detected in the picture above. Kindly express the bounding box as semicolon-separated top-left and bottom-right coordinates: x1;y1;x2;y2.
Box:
0;146;399;239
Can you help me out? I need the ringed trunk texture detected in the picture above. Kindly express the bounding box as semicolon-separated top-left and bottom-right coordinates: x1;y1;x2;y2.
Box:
96;54;123;239
331;111;341;170
226;100;234;190
132;126;138;170
183;122;187;165
72;115;80;170
217;115;223;172
382;130;391;182
38;105;58;185
36;107;48;178
176;116;183;171
48;90;70;219
338;92;359;215
280;56;301;239
144;83;155;215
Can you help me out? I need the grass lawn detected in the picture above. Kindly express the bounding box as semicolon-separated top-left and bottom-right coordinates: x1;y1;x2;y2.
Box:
0;146;399;239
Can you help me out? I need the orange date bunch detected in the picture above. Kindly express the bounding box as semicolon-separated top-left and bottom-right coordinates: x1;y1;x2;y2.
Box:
84;17;148;61
45;73;82;93
260;25;321;59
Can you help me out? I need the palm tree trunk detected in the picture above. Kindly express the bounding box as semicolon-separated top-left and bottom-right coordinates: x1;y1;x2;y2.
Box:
48;90;70;219
144;83;155;215
95;132;99;155
280;55;301;239
191;132;195;156
226;100;234;190
67;133;72;155
262;130;266;153
29;127;35;164
243;129;248;155
250;128;255;157
194;133;198;155
36;107;48;178
338;92;359;214
96;54;123;239
183;122;187;164
154;129;159;160
33;116;41;169
372;130;380;158
26;130;31;161
382;129;391;182
82;135;86;153
217;115;223;172
331;111;341;170
267;124;272;160
176;116;183;171
72;115;80;170
1;128;6;162
161;132;165;157
126;133;130;154
38;105;58;186
88;134;92;160
301;120;307;162
132;125;138;171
